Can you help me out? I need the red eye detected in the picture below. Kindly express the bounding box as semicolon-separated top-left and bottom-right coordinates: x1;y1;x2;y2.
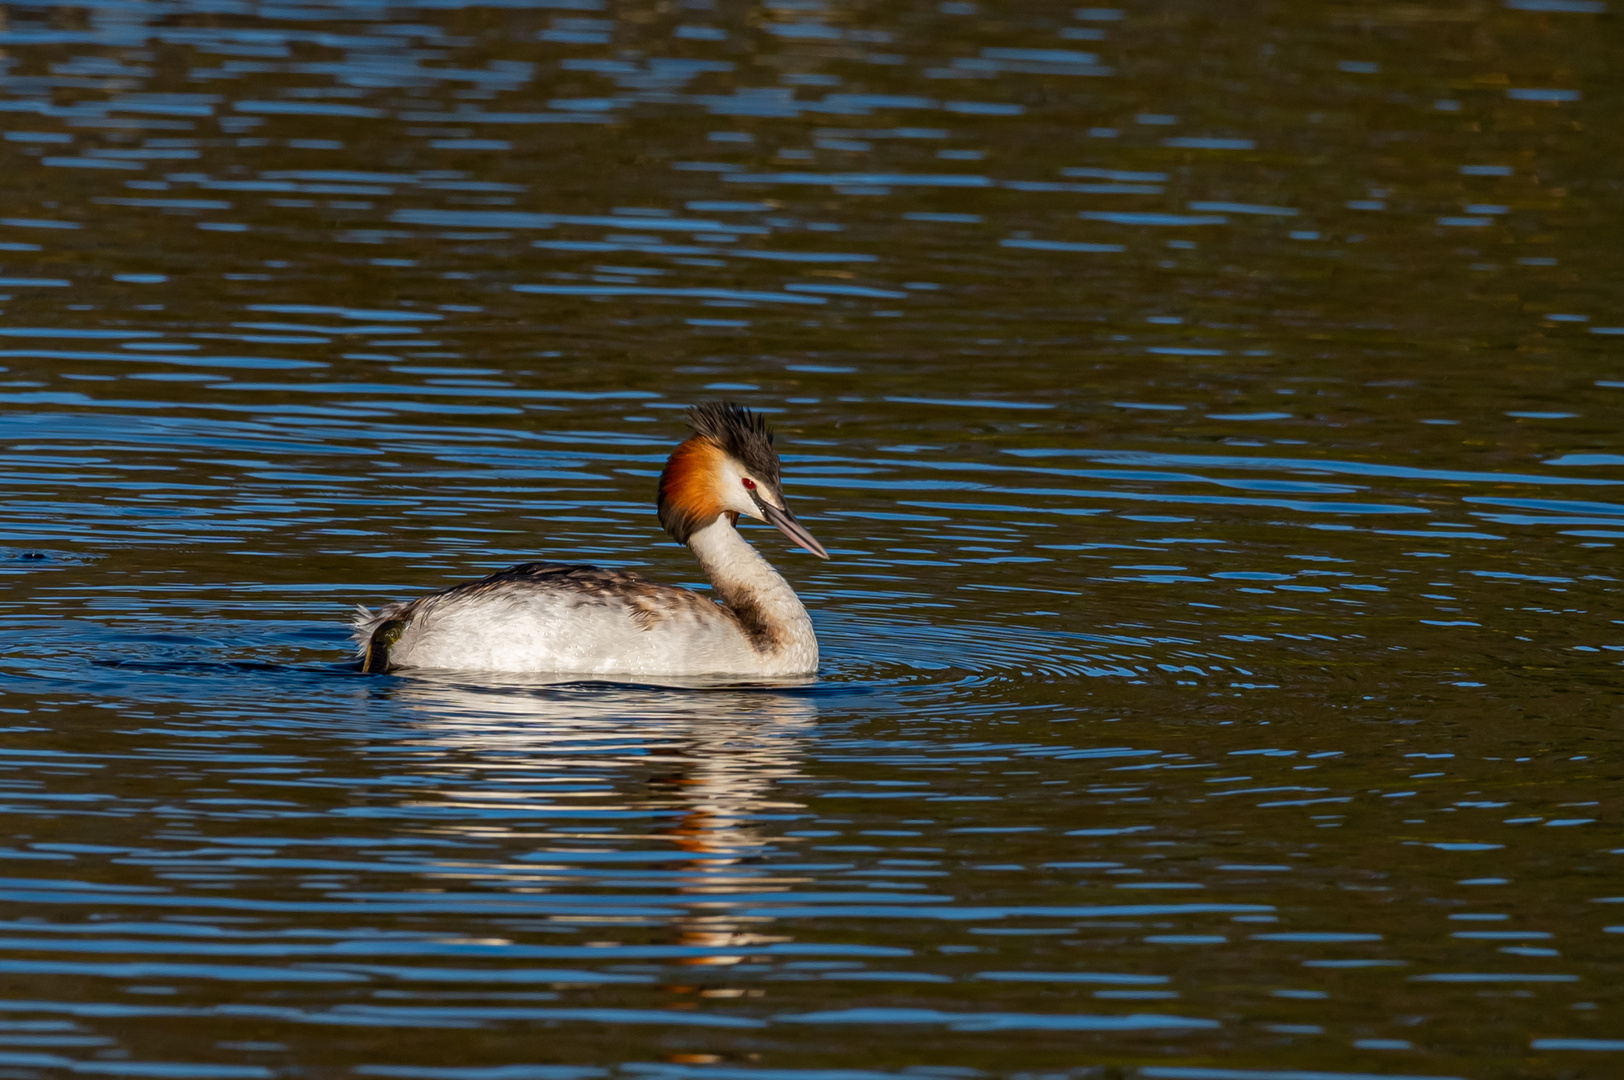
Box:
741;477;756;490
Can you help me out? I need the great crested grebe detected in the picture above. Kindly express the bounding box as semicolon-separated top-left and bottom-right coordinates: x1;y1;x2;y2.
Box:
351;402;829;678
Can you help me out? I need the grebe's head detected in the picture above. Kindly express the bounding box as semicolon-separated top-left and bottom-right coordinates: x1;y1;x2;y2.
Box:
657;401;829;559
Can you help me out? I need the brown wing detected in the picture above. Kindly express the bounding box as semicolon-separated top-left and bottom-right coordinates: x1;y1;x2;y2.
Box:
448;562;653;597
425;562;721;631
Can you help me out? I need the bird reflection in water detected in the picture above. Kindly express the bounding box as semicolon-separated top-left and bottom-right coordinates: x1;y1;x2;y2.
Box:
387;677;818;973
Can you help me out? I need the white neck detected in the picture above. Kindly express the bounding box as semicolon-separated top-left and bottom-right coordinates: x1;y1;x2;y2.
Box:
686;516;818;673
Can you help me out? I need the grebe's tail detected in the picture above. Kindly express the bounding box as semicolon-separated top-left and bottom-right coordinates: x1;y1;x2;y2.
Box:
351;602;409;673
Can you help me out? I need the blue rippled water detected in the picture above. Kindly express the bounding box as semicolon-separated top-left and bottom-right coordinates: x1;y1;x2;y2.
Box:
0;0;1622;1075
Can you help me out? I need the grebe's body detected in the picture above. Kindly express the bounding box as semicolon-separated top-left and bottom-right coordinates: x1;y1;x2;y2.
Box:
351;403;828;679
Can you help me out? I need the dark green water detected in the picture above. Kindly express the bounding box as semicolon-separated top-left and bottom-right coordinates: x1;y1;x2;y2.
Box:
0;0;1621;1076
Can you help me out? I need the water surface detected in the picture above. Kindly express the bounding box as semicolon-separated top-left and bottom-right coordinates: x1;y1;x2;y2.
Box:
0;0;1622;1076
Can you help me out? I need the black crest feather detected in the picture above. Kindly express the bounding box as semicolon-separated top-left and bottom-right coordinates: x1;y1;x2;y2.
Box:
686;401;780;484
